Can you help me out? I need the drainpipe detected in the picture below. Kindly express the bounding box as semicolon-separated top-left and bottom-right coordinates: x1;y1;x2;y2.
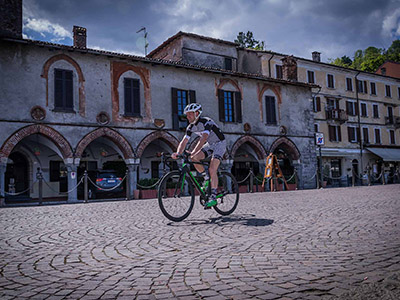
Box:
355;71;363;179
268;53;275;77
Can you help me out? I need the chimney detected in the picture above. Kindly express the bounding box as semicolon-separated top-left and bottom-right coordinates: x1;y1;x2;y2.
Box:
380;67;386;76
281;56;297;82
312;51;321;62
0;0;22;39
73;26;87;48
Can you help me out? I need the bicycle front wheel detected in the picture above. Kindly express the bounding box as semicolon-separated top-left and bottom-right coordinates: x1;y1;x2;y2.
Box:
158;170;195;222
214;171;239;216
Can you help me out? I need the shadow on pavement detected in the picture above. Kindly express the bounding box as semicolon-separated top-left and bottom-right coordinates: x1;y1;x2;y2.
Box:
168;214;274;227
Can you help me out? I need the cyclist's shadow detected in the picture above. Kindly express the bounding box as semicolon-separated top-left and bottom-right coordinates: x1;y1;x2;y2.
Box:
168;214;274;227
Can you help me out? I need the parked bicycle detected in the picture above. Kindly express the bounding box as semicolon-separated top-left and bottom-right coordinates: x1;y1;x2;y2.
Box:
157;152;239;222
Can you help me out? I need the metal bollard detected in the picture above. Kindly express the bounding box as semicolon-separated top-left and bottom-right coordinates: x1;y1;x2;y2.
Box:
250;171;254;193
382;170;386;185
294;169;299;190
352;173;355;187
84;170;88;203
125;169;130;200
37;168;43;205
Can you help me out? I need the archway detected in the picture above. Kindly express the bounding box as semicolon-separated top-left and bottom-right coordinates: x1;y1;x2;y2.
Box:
270;137;300;178
5;152;29;200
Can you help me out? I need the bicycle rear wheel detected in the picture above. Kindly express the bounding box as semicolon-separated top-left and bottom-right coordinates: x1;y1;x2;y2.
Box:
158;170;195;222
213;171;239;216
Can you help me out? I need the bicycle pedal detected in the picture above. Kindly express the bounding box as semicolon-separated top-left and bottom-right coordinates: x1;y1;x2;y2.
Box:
203;205;212;210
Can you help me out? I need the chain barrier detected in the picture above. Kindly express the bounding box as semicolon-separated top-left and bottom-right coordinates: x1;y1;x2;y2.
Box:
42;176;84;194
4;180;38;196
87;175;127;191
371;172;383;181
303;171;317;183
236;171;253;184
136;178;162;189
322;174;347;180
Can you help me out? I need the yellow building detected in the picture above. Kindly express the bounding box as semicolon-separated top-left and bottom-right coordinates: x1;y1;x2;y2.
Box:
258;51;400;184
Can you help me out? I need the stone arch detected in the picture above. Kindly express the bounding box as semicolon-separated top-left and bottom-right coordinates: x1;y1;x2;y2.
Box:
269;137;300;160
230;135;267;160
41;54;86;116
257;83;282;122
111;62;151;122
136;131;179;158
75;128;135;159
0;124;73;160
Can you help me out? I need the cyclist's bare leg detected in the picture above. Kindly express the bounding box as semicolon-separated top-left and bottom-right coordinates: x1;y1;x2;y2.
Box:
209;157;220;190
191;151;205;174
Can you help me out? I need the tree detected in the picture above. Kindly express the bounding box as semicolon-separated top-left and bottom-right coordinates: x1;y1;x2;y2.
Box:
329;40;400;72
328;56;352;68
235;31;265;50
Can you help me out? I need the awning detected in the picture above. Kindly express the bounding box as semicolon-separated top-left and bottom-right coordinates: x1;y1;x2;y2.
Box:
366;148;400;162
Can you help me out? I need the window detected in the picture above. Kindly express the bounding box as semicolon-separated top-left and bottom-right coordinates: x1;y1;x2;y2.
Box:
385;85;392;97
360;103;367;117
374;128;381;144
346;100;358;116
389;130;396;145
363;127;369;144
307;71;315;84
327;74;335;88
357;80;367;93
275;65;283;79
398;87;400;99
370;82;376;95
346;78;353;91
314;123;319;133
265;96;277;125
224;57;233;71
218;89;242;123
328;125;341;142
124;78;140;116
54;69;73;111
313;96;321;112
171;88;195;130
373;104;379;118
331;159;342;178
347;126;360;143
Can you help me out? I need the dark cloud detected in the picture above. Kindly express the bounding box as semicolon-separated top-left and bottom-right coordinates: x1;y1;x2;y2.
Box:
22;0;400;60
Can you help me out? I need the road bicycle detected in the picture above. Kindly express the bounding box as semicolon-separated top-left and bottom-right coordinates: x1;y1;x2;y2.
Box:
157;152;239;222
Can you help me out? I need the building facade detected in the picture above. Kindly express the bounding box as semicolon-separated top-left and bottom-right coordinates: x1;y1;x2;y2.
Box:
149;31;400;185
0;4;317;203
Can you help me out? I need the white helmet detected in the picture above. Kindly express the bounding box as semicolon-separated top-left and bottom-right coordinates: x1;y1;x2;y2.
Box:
183;103;202;116
183;103;202;124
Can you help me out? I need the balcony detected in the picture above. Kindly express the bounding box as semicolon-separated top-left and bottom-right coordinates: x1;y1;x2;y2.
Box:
325;108;348;123
385;116;394;125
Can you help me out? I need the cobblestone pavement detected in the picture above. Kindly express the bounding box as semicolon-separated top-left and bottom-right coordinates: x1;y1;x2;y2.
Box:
0;184;399;300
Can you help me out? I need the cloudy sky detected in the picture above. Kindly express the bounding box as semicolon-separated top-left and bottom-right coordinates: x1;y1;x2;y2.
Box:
22;0;400;62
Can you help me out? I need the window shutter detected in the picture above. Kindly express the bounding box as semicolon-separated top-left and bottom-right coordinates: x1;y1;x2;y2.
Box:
171;88;178;130
329;125;334;141
124;78;132;114
338;126;342;141
316;97;321;112
356;127;360;142
346;101;351;114
355;102;359;116
363;81;367;94
363;128;369;144
65;71;73;109
235;91;242;123
54;70;64;109
270;97;276;124
218;89;225;122
132;79;140;116
347;127;352;142
189;90;196;103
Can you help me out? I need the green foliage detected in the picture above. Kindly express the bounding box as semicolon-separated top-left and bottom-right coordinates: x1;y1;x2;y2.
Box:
329;40;400;72
235;31;265;50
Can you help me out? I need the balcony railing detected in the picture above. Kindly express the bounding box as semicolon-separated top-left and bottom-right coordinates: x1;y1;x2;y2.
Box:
325;108;348;123
385;116;394;125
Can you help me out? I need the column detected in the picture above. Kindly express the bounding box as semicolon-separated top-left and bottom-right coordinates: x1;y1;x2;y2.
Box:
65;158;79;203
0;160;7;206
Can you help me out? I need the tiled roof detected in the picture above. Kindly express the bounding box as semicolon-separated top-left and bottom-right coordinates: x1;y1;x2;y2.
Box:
147;31;238;58
2;37;318;88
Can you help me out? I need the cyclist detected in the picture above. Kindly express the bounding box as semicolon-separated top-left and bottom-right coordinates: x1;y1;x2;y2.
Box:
172;103;226;208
